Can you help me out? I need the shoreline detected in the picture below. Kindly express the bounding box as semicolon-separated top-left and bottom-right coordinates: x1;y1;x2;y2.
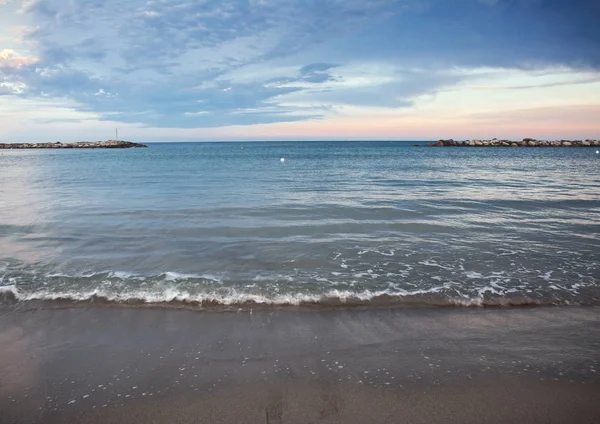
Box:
3;288;598;311
2;306;599;423
0;298;591;314
429;138;599;147
0;140;147;149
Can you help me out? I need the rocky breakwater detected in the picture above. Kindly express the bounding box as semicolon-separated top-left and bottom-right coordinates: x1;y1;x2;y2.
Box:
0;140;147;149
428;138;600;147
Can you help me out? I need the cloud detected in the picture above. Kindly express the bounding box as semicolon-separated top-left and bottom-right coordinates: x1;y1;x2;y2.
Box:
0;0;599;138
94;88;118;98
0;81;27;94
3;0;407;127
0;49;38;94
0;49;38;68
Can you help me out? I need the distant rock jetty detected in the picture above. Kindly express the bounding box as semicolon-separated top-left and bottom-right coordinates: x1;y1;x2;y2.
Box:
428;138;599;147
0;140;147;149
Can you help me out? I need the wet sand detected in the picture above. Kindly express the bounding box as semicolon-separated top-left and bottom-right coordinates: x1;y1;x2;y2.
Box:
1;305;599;423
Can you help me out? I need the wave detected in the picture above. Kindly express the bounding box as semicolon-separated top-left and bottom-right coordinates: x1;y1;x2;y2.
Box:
2;262;598;311
0;284;581;311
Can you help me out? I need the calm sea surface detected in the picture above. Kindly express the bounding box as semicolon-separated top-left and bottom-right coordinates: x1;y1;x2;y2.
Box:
1;141;599;308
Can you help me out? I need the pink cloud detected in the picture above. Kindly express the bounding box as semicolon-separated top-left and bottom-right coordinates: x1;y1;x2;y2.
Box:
0;49;38;68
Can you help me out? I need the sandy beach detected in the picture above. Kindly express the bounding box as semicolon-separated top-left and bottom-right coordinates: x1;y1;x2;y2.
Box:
1;305;599;424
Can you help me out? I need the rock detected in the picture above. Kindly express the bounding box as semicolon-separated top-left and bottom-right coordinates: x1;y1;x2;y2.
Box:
423;138;592;148
0;140;147;149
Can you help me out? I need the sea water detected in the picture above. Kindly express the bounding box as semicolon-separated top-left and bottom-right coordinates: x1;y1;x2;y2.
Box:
1;141;598;308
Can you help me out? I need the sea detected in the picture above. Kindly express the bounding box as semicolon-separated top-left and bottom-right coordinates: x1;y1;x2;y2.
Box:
1;141;599;309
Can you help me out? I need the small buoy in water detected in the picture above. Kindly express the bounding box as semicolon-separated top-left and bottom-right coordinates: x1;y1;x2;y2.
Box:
597;150;599;154
280;158;285;163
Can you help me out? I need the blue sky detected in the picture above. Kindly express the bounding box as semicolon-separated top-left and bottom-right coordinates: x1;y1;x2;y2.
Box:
1;0;599;141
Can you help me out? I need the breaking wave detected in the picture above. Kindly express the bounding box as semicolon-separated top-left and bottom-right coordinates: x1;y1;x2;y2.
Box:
0;283;591;311
2;261;598;312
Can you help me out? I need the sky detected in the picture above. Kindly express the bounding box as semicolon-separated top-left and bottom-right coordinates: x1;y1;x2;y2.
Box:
1;0;599;142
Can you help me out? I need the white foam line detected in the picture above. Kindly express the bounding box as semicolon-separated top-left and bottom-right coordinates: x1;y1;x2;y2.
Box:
3;285;451;306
